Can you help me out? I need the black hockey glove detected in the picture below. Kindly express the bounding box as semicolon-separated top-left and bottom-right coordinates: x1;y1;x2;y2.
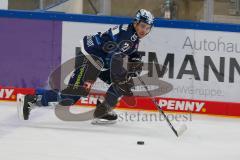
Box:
127;58;143;77
113;77;134;96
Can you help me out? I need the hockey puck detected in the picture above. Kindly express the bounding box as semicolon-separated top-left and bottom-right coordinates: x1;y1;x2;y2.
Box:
137;141;144;145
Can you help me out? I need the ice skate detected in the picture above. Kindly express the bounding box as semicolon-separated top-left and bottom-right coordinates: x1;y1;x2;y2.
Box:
17;94;37;120
91;100;118;125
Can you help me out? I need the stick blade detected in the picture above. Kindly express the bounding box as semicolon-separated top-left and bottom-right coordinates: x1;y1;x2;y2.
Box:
177;124;187;137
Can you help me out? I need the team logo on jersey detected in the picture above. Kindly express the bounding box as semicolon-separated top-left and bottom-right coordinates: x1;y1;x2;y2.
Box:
131;33;138;42
119;40;133;52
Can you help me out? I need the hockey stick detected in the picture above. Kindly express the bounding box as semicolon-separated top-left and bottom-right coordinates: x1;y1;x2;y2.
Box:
137;76;187;137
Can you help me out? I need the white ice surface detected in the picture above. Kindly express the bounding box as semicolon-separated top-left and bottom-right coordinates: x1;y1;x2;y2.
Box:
0;102;240;160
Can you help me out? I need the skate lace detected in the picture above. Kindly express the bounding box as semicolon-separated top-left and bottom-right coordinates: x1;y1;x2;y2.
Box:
27;97;37;110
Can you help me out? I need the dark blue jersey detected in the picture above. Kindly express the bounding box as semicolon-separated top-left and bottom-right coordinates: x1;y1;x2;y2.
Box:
82;23;140;69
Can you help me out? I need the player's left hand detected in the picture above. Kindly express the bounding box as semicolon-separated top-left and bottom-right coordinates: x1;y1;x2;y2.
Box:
114;77;134;96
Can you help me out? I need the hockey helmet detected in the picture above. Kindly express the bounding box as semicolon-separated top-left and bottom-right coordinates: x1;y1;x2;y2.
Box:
134;9;154;26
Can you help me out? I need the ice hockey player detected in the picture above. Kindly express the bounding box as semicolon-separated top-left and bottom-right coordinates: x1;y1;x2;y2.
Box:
18;9;154;124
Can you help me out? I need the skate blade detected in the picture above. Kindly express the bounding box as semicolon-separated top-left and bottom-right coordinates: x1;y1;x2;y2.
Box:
16;94;25;120
91;118;117;125
177;124;187;137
